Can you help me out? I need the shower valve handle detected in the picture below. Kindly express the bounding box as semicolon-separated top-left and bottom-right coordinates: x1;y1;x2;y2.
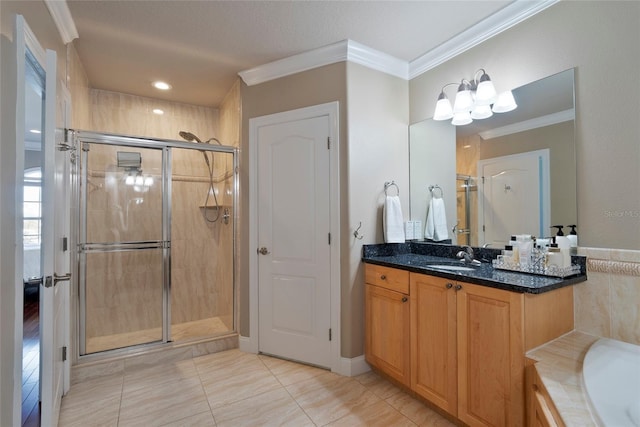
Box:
258;247;271;255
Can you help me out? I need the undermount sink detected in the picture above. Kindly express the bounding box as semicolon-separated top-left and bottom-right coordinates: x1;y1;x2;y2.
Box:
425;264;477;272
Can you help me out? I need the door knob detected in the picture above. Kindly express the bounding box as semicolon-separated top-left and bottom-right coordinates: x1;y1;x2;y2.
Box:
258;247;270;255
446;283;453;289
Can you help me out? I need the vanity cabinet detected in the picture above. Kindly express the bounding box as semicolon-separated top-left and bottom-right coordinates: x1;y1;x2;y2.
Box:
365;263;575;427
364;264;410;386
411;273;524;426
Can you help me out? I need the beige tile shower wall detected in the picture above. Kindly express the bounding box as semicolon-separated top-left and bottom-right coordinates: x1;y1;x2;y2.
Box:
85;90;235;338
575;247;640;346
89;89;219;141
171;148;234;330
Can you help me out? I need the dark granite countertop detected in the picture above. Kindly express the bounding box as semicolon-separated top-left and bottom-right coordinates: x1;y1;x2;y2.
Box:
362;242;587;294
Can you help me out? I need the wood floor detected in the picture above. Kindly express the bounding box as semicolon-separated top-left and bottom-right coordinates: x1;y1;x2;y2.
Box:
22;287;40;427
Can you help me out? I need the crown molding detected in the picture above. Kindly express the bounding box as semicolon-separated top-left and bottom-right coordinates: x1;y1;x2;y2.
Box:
409;0;559;79
44;0;79;44
479;108;574;140
239;39;407;86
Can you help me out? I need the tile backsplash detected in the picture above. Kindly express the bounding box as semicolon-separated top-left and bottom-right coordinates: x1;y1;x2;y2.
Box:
575;247;640;345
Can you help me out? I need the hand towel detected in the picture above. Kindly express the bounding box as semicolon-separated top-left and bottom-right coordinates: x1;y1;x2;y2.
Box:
383;195;405;243
425;197;449;241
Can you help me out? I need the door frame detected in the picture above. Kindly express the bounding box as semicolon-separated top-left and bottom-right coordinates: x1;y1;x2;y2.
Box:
246;102;342;373
477;149;550;245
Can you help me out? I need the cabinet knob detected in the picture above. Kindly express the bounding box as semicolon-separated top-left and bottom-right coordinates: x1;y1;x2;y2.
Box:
455;284;462;291
446;283;453;289
380;274;386;280
402;296;408;303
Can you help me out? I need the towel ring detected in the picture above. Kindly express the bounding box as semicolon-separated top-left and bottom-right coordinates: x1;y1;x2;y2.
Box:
428;184;443;198
384;181;400;196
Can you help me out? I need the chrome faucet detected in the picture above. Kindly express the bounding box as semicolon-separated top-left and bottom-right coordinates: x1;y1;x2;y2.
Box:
456;246;481;265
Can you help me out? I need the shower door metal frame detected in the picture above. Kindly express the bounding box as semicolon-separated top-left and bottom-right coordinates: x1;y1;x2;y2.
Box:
72;130;238;360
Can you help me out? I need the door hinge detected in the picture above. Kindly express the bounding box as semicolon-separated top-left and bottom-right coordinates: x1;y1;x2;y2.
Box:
482;176;485;184
62;236;68;252
483;225;486;232
327;137;331;150
44;276;53;288
62;346;67;362
329;328;332;341
328;233;331;245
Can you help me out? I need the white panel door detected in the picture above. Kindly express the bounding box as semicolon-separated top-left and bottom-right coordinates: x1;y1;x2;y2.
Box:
40;49;66;427
478;150;550;247
257;115;331;368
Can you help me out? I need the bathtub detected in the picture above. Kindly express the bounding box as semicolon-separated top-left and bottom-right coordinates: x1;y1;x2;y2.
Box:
583;337;640;427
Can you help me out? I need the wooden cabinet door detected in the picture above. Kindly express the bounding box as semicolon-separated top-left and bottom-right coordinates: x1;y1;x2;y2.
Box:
456;282;525;427
365;284;410;386
410;273;457;415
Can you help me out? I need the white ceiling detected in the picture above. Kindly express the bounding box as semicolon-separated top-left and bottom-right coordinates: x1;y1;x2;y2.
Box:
66;0;518;107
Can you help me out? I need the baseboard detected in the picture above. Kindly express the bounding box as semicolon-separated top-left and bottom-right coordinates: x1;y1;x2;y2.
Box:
239;335;258;354
337;355;371;377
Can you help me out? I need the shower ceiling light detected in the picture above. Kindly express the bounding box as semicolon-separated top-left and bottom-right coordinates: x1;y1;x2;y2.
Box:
152;81;171;90
152;108;164;115
433;69;515;126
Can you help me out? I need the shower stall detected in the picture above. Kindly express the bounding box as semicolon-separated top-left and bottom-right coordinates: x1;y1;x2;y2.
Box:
73;131;237;356
455;174;478;247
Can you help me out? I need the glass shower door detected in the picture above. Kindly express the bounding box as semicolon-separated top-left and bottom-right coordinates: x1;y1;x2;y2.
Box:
79;142;166;354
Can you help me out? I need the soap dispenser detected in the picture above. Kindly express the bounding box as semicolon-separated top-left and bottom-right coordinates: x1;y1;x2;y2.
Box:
566;224;578;253
551;225;564;236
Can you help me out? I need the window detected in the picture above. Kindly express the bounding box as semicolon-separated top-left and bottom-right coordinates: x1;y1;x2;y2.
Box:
23;168;42;247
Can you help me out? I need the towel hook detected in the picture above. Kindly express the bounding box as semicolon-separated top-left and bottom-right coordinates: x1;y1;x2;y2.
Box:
428;184;443;198
384;181;400;196
353;222;364;240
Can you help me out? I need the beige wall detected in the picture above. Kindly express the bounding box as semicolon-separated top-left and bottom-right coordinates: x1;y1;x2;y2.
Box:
239;62;348;341
345;62;409;356
240;62;409;358
410;1;640;251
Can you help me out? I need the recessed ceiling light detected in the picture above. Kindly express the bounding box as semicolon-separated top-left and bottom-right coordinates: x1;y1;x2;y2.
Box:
152;81;171;90
152;109;164;115
29;129;41;134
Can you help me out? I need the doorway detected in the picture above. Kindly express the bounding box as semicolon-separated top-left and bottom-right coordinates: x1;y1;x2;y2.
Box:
248;102;341;371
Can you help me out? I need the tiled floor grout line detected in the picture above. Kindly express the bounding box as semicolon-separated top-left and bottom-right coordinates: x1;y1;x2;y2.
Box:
193;357;219;426
259;356;320;426
115;372;125;427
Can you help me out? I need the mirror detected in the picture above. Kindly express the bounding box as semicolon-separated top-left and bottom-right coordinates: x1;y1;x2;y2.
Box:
410;69;576;247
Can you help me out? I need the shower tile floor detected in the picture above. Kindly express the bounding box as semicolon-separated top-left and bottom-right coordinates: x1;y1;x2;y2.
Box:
58;349;456;426
86;317;231;353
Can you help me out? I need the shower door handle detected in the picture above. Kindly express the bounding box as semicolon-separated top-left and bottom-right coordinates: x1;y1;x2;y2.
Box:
258;247;270;255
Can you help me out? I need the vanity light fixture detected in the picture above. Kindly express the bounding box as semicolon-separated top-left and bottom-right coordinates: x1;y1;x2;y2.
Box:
152;108;164;115
433;69;517;126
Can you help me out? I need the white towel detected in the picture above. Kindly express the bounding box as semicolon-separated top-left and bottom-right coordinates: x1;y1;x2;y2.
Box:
383;196;405;243
425;197;449;241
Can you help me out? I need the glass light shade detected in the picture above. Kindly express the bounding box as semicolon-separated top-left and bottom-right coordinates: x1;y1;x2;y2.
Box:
453;87;474;113
492;90;518;113
125;175;135;185
471;104;493;120
475;80;497;106
433;96;453;121
144;176;154;186
452;111;473;126
135;175;144;186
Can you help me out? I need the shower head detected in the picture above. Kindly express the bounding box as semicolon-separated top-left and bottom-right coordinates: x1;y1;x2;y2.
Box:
179;131;222;145
179;131;202;143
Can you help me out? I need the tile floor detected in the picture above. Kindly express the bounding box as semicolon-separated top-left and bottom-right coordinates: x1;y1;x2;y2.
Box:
59;349;457;426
